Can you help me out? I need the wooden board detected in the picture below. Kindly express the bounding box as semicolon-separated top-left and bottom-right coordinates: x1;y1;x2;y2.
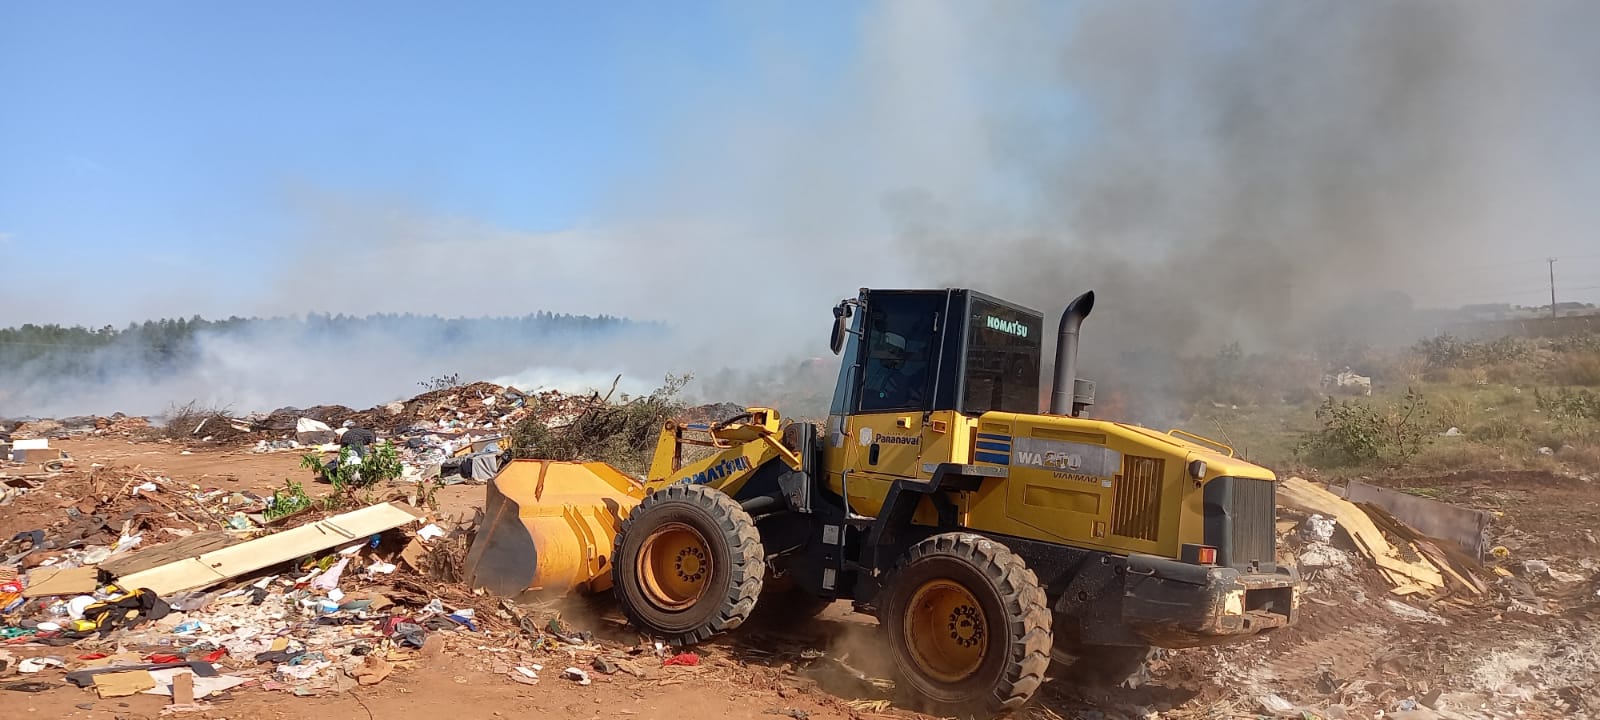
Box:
1280;477;1444;591
114;502;423;595
23;565;100;597
100;530;248;577
1360;501;1487;596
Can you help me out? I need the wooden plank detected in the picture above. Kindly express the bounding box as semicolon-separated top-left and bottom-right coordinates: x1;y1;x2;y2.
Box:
1373;554;1446;587
1360;502;1487;596
114;502;423;595
100;530;248;577
1414;538;1486;595
23;565;100;597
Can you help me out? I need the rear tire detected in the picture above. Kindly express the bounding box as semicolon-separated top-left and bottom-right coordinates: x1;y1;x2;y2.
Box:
613;483;765;646
879;533;1052;718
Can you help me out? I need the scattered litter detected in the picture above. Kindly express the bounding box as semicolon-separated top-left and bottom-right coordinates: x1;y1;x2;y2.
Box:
94;669;158;698
1257;693;1299;717
1384;599;1448;625
417;524;446;542
765;708;811;720
562;667;592;685
664;652;700;667
19;657;64;672
1301;514;1337;543
349;655;395;686
143;668;248;700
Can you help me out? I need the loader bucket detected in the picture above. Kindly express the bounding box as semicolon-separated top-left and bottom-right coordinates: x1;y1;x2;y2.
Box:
464;459;644;597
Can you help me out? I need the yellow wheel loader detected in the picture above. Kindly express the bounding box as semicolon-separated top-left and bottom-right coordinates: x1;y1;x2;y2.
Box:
465;288;1300;716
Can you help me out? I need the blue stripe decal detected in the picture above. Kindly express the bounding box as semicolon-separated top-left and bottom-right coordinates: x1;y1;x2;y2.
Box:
974;451;1010;464
975;441;1011;452
977;433;1012;442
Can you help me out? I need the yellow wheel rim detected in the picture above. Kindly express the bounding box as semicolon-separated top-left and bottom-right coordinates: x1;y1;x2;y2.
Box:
903;579;987;683
637;522;712;611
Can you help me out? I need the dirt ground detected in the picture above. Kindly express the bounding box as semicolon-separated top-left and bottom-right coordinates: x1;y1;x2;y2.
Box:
5;439;1599;719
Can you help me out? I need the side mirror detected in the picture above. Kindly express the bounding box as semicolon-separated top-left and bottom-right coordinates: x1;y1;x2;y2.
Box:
829;302;853;355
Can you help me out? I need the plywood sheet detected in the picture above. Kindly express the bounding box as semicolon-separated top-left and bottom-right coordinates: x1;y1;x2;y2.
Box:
114;502;423;595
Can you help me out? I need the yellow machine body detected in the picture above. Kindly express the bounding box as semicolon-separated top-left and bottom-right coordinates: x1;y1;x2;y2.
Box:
826;408;1272;560
465;409;799;596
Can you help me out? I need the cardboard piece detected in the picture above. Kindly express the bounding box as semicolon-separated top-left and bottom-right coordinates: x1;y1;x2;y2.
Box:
172;672;194;705
94;670;157;698
22;565;100;597
143;668;247;700
1280;477;1445;592
113;502;423;595
399;538;429;572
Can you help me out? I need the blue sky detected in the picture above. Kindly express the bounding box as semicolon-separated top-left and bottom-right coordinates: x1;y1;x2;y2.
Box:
4;1;1599;333
0;2;862;325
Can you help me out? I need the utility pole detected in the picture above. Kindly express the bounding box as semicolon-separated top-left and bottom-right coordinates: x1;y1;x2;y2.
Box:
1548;257;1558;319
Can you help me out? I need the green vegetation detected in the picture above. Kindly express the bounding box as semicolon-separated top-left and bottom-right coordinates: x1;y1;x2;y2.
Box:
1169;331;1600;477
1295;389;1432;468
264;479;315;521
509;374;693;476
300;441;405;493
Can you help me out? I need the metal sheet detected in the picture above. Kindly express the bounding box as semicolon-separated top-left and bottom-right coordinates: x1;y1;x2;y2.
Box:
1343;480;1489;559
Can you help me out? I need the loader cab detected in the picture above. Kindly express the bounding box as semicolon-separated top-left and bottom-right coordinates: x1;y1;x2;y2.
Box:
826;289;1044;497
829;288;1044;418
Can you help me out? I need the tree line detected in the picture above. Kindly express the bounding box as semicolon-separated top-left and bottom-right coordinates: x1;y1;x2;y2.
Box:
0;312;654;381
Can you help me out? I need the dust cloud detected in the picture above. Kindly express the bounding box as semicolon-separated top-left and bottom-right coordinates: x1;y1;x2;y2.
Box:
869;1;1600;361
9;2;1600;418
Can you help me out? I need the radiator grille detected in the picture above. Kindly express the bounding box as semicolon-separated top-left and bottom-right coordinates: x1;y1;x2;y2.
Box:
1112;455;1164;542
1229;478;1277;570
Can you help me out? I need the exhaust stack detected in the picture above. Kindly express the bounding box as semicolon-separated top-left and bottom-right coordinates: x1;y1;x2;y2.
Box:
1049;291;1096;417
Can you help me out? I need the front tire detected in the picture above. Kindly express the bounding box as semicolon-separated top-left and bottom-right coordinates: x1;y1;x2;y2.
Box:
879;533;1052;717
612;483;765;646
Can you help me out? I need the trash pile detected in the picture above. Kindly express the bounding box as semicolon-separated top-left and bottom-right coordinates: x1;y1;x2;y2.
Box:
0;437;74;507
0;455;785;712
1153;475;1600;720
0;459;517;707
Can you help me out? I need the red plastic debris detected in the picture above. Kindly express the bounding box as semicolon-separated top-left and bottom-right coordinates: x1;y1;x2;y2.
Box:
202;648;228;663
77;653;108;660
146;653;185;664
663;652;699;667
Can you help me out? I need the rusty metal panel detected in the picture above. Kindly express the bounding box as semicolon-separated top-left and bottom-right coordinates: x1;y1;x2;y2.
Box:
1343;480;1489;559
1112;455;1164;542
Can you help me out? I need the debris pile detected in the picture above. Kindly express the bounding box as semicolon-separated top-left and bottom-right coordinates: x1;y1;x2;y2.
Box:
1160;475;1600;720
0;462;522;704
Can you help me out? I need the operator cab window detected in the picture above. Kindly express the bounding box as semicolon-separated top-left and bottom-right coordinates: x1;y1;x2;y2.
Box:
858;294;939;413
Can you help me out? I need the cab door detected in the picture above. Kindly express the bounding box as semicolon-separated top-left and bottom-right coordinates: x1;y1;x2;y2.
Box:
830;291;946;516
